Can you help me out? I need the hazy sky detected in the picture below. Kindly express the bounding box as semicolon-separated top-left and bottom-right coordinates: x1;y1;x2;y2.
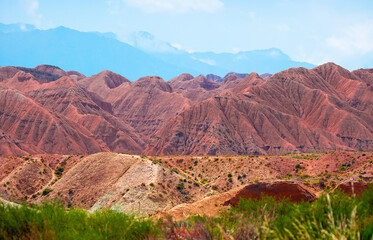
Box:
1;0;373;69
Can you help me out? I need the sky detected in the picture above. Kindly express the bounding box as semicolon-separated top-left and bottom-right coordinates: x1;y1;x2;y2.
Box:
0;0;373;70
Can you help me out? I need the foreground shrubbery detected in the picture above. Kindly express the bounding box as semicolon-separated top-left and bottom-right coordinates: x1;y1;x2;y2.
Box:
1;186;372;239
0;203;160;239
166;185;373;239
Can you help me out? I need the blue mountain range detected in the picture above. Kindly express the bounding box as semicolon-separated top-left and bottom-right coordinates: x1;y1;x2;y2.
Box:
0;23;315;80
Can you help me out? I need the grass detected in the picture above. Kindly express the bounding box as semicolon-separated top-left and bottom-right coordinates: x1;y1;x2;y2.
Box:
0;185;372;239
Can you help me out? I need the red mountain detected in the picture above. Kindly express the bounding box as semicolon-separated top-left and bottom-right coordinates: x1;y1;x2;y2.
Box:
145;63;373;155
0;63;372;156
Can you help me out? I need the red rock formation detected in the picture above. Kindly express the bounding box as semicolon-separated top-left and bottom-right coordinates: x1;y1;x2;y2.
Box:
0;67;20;82
145;64;373;155
34;65;67;76
0;69;144;155
352;68;373;86
34;65;86;81
0;87;105;155
168;74;221;103
225;181;316;206
111;76;190;143
25;76;145;154
0;63;372;156
334;179;369;196
78;70;130;100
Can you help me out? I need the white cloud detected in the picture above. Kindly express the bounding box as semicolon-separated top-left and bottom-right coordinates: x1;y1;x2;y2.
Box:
21;0;42;28
196;58;216;66
326;20;373;55
123;0;223;13
171;43;183;50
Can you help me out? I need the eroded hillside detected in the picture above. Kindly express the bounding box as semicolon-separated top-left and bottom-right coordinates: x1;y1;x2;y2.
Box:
0;151;371;217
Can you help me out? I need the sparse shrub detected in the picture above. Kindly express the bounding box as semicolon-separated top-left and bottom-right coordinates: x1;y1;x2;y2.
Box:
171;169;179;174
42;188;52;196
176;183;184;191
55;167;64;177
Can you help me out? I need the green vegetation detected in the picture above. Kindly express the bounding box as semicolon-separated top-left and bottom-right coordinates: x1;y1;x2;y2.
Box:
176;182;184;191
165;185;373;239
42;188;52;196
1;185;372;239
54;167;64;178
0;202;160;239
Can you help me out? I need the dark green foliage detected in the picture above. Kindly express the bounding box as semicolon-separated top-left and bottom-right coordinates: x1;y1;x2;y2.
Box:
54;167;64;178
42;188;52;196
176;182;184;191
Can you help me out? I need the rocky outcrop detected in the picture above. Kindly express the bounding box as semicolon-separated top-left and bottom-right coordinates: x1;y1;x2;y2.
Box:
334;179;369;196
225;181;316;206
156;181;316;221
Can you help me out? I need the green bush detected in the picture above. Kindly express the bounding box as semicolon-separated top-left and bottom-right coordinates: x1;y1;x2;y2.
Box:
42;188;52;196
0;202;160;239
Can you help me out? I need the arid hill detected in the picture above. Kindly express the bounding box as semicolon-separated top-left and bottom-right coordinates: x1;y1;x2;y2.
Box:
0;151;371;217
0;63;372;156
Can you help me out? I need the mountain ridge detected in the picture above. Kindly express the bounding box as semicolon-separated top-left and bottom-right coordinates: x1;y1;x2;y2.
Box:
1;23;315;80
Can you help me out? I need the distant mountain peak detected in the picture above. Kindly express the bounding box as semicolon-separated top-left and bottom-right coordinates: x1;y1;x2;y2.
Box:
206;73;223;83
133;76;172;92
